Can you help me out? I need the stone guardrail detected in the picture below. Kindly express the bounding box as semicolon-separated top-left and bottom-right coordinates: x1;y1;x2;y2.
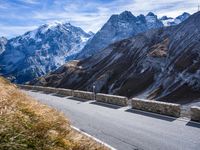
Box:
191;106;200;122
19;85;183;118
131;98;181;117
19;84;34;90
73;90;94;100
56;88;73;96
96;93;128;106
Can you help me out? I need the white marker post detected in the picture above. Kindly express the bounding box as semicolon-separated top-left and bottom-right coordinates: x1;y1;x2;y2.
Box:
93;84;96;100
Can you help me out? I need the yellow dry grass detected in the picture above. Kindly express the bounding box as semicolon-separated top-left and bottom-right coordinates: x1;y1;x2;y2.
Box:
0;77;109;150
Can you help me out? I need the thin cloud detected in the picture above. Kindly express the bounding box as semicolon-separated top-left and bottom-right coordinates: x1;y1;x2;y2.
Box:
0;0;198;38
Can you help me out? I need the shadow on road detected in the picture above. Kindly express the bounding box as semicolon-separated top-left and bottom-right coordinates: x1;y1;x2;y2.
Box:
52;93;67;97
186;121;200;128
125;109;177;122
67;96;89;102
30;90;40;92
90;101;122;109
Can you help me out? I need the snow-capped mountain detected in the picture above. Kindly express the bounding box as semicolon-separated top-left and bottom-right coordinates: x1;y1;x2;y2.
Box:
0;11;190;83
0;37;7;55
77;11;163;59
0;22;93;83
160;12;190;26
34;12;200;103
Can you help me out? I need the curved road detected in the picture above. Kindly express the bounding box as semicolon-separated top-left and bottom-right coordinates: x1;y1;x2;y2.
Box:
24;90;200;150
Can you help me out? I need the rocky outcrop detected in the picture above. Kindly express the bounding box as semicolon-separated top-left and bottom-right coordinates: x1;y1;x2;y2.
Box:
77;11;164;59
0;37;7;55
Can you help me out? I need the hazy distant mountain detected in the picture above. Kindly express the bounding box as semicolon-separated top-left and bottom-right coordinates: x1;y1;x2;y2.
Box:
0;23;93;83
34;12;200;103
160;12;190;26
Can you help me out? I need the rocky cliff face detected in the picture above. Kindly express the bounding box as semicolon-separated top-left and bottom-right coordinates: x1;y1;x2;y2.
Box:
0;37;7;55
33;12;200;103
160;12;190;26
0;23;92;83
77;11;164;58
76;11;189;59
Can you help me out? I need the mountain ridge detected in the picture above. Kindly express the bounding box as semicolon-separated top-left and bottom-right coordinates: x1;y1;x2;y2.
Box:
76;11;190;59
0;23;93;83
0;11;191;83
33;11;200;103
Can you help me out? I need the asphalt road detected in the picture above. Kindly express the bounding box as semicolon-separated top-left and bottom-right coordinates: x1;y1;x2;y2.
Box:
24;90;200;150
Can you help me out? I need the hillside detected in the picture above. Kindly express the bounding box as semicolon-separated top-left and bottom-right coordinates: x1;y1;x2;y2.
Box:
33;12;200;103
0;77;108;150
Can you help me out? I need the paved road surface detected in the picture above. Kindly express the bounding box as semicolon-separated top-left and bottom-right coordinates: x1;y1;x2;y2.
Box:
24;90;200;150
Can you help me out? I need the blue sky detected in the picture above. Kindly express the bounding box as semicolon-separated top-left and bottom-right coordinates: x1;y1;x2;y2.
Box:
0;0;198;38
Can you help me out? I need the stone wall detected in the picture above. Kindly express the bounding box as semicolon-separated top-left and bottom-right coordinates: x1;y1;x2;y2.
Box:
131;98;181;117
96;93;128;106
19;85;183;118
191;106;200;122
19;85;34;90
56;88;73;96
73;90;94;100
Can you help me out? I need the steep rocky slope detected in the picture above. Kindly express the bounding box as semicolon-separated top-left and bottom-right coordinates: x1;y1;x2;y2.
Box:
76;11;189;59
160;12;190;26
33;12;200;103
77;11;163;58
0;23;92;83
0;37;7;55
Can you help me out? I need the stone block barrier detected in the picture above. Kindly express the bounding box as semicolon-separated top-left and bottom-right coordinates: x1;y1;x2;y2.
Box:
18;85;57;93
131;98;181;117
56;88;73;96
73;90;94;100
19;85;34;90
96;93;128;106
19;85;183;118
191;106;200;122
39;86;57;93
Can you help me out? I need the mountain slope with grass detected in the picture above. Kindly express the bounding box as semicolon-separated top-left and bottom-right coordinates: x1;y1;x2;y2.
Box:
0;76;108;150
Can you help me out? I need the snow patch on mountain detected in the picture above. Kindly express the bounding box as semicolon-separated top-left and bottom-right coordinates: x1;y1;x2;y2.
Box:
0;22;93;83
160;12;190;26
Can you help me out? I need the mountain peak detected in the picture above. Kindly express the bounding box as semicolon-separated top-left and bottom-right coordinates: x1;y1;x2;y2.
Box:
176;12;190;20
147;12;156;16
160;16;173;20
182;12;190;16
119;11;134;17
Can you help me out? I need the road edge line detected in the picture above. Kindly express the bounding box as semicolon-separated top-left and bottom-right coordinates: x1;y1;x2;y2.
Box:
71;125;117;150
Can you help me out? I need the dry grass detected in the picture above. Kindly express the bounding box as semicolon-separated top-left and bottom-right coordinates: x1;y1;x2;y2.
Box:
148;38;169;57
0;77;109;150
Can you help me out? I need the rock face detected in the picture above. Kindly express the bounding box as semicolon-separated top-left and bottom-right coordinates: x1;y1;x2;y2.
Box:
33;12;200;103
160;12;190;26
0;23;93;83
77;11;164;58
0;37;7;55
76;11;189;59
